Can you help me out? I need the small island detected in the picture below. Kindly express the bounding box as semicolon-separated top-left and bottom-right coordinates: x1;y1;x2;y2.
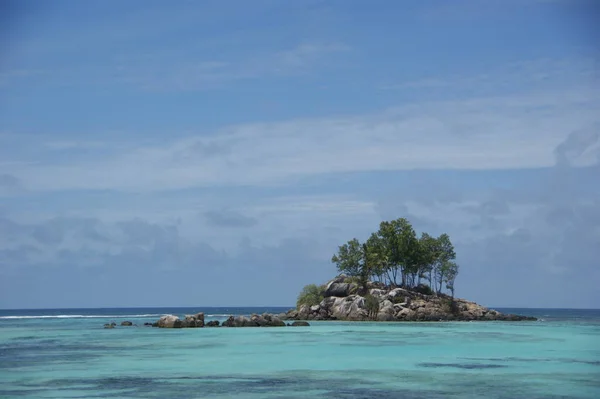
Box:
283;217;536;322
137;217;534;329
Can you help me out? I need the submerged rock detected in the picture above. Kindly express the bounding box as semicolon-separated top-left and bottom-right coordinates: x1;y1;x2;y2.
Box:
291;321;310;327
120;321;133;326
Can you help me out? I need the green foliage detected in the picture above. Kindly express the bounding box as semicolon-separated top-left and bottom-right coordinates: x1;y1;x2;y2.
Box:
296;284;323;308
330;217;460;297
331;238;363;277
443;261;459;298
364;294;380;320
375;218;419;286
343;276;363;285
414;284;434;296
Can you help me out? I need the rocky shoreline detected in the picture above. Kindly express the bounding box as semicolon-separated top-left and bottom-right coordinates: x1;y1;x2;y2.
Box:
285;275;537;321
105;313;310;329
282;275;536;322
103;275;536;329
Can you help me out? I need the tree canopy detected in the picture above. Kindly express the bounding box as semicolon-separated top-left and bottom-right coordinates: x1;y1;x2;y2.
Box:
331;218;459;296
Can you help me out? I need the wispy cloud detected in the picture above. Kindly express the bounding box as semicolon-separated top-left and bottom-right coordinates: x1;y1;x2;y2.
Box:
0;42;351;92
121;42;351;91
3;80;598;192
380;58;598;92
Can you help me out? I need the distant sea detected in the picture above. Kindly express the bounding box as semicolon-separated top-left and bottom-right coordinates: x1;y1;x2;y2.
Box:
1;307;599;398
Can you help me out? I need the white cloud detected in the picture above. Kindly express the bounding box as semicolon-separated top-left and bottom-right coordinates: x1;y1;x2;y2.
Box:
4;82;599;192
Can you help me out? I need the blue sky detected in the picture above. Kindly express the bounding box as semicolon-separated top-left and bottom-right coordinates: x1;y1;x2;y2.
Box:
1;0;599;309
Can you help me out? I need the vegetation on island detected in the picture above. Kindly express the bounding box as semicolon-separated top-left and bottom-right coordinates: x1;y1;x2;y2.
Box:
296;284;325;308
332;218;459;295
297;218;460;308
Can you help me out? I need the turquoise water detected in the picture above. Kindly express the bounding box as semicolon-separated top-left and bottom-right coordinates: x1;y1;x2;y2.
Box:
1;308;599;398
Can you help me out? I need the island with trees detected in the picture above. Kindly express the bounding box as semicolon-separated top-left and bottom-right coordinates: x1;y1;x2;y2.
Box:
133;217;534;329
282;218;536;322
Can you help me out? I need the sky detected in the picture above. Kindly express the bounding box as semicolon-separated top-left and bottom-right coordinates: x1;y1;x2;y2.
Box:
0;0;599;309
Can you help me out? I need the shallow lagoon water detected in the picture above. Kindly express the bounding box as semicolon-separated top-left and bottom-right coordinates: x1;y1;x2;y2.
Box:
1;308;599;398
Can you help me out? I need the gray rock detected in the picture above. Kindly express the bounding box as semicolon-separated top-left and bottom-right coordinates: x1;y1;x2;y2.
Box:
291;321;310;326
377;300;395;321
284;309;299;320
120;321;133;326
183;312;205;328
369;288;386;298
297;305;310;320
324;283;358;298
224;316;257;327
157;315;183;328
206;320;220;327
319;296;337;311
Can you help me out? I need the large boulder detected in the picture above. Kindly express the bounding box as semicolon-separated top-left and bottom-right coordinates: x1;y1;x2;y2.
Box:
221;316;236;327
331;295;368;320
206;320;220;327
395;306;418;320
319;296;337;312
297;305;311;320
250;313;286;327
222;316;257;327
157;315;183;328
386;288;410;301
282;309;298;320
377;300;395;321
237;316;257;327
183;312;205;328
369;289;387;298
324;283;358;298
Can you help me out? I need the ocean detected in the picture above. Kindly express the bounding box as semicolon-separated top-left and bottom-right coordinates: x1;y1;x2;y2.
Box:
1;307;599;398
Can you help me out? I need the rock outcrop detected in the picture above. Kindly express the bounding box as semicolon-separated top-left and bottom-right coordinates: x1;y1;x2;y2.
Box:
282;275;537;322
221;313;286;327
156;312;205;328
151;313;288;328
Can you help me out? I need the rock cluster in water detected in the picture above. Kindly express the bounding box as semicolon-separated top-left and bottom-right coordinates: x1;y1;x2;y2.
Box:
103;275;536;329
144;313;311;328
102;314;311;329
281;275;537;322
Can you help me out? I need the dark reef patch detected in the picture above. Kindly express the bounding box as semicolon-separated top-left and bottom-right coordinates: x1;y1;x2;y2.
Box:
2;371;595;399
418;362;508;369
